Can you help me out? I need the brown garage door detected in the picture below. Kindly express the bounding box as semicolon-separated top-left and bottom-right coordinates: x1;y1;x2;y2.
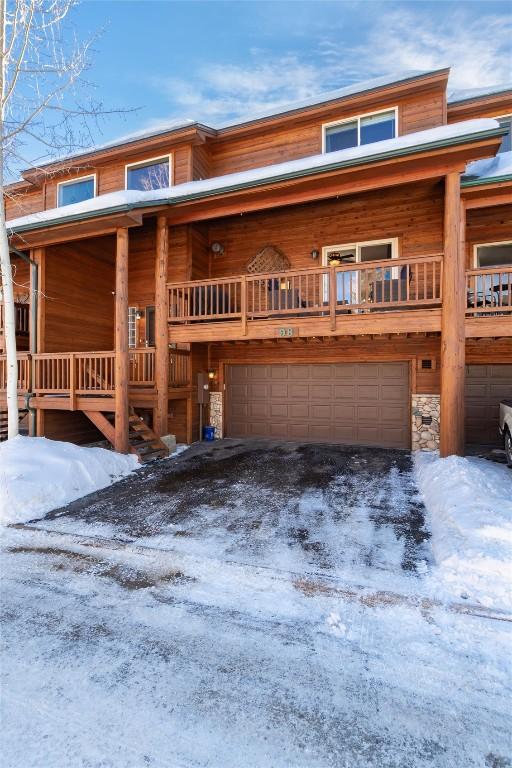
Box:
226;362;410;448
465;364;512;445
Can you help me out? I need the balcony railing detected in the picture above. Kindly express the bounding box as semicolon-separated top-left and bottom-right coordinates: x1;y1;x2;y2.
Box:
0;301;30;336
466;267;512;315
167;255;444;327
0;348;191;396
0;352;31;391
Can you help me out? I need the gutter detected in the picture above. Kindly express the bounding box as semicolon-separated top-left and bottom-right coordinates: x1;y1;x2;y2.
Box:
461;173;512;188
8;125;507;236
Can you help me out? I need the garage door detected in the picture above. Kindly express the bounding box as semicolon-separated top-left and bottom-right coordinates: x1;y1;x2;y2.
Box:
226;362;410;448
465;364;512;445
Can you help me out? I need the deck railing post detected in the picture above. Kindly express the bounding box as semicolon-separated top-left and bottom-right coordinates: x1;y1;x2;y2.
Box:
329;268;337;331
241;276;248;335
69;353;76;411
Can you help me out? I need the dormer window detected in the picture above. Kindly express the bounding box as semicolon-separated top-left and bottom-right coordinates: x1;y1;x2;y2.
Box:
323;108;397;153
497;115;511;154
125;156;171;191
57;175;96;207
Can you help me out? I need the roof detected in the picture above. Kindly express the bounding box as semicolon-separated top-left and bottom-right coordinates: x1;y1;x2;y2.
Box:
462;150;512;186
20;68;448;176
6;118;503;234
448;85;512;105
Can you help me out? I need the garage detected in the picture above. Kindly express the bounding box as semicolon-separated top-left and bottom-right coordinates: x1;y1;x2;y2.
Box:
226;362;410;448
465;364;512;445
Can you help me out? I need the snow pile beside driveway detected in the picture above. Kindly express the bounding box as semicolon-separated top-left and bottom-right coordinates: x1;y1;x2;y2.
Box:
415;452;512;610
0;435;138;525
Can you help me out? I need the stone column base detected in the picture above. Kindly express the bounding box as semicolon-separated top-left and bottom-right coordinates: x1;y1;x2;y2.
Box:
412;394;440;451
209;392;223;438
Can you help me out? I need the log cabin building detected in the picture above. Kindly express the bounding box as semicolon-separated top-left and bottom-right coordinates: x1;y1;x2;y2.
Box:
1;68;511;458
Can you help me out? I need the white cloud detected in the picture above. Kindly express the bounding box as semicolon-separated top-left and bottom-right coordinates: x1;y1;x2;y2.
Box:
148;6;511;127
340;9;512;89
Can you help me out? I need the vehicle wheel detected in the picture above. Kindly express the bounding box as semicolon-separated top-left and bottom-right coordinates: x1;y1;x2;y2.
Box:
505;429;512;468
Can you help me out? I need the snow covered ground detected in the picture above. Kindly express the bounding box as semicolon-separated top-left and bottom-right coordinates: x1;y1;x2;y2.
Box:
1;440;511;767
415;452;512;611
0;436;139;525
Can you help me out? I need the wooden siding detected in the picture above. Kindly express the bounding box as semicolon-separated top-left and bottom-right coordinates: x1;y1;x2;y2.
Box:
466;204;512;268
207;181;444;277
206;89;445;177
448;93;512;123
44;236;115;352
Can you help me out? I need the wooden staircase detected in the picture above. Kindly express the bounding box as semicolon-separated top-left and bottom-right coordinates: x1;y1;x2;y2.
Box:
0;408;29;442
84;407;169;463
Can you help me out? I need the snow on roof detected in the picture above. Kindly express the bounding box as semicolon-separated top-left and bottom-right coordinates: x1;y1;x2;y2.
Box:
28;69;445;172
6;118;500;234
448;84;512;104
463;150;512;184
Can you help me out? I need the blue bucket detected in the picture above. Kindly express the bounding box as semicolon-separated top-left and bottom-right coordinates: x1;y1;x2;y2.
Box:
202;425;215;441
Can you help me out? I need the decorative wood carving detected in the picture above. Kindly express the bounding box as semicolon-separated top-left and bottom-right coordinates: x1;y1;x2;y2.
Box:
246;245;290;274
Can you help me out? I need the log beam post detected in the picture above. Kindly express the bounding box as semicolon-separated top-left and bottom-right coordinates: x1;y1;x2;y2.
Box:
115;228;130;453
440;172;465;457
155;215;169;437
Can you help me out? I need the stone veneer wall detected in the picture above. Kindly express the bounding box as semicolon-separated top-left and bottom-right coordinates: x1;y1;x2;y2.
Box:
412;394;440;451
209;392;223;439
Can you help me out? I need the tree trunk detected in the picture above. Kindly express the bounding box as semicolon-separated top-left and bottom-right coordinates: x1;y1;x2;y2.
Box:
0;0;19;439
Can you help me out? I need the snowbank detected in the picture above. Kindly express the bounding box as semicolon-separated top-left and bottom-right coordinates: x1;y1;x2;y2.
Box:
0;436;138;525
415;452;512;610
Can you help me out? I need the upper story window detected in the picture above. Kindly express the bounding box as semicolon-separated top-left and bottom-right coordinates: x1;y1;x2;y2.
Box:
496;115;511;154
323;108;397;153
57;175;96;207
126;156;171;191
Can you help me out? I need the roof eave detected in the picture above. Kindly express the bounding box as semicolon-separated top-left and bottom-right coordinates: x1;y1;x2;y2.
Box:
8;125;504;236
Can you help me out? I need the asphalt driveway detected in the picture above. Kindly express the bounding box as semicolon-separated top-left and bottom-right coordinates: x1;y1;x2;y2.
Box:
2;440;511;767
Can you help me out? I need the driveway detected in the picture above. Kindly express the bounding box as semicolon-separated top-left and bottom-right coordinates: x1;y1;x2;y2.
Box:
2;440;511;767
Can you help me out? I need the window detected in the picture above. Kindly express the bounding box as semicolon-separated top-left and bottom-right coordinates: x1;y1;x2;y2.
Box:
322;238;399;303
475;242;512;268
323;109;397;153
146;306;155;347
496;115;512;154
126;156;171;191
128;307;138;349
57;175;95;207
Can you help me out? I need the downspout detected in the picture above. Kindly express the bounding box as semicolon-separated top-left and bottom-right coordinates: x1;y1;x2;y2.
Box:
10;246;38;436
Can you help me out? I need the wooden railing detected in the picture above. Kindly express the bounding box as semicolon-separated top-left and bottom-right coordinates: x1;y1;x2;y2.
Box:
0;353;31;391
0;302;30;336
169;348;191;387
1;348;192;397
466;267;512;315
167;255;444;325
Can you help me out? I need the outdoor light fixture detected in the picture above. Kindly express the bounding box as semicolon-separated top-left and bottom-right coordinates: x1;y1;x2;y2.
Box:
136;309;145;320
211;241;225;256
311;248;319;260
208;369;217;381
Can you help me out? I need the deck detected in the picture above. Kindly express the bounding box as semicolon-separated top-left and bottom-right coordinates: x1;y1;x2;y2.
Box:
0;348;192;410
167;257;511;342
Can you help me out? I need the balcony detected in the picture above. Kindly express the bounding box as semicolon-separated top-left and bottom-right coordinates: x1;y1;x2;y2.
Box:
167;255;444;342
0;348;191;409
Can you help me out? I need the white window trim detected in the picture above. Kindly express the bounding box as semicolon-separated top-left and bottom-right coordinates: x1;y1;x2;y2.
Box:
56;173;96;207
473;240;512;268
322;237;400;265
321;238;399;302
322;107;399;154
125;154;172;190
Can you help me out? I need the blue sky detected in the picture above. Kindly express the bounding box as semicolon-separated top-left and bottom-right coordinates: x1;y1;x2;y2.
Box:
22;0;512;167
